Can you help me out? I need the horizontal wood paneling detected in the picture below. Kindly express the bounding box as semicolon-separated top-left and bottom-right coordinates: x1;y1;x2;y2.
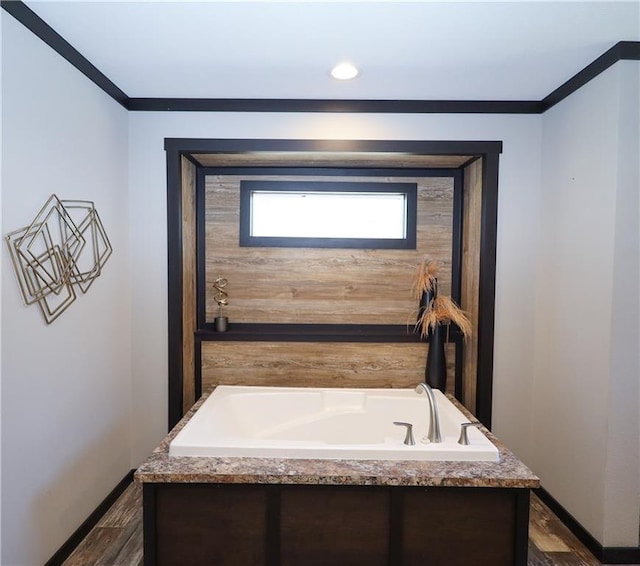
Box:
201;341;456;395
193;152;472;168
205;174;453;324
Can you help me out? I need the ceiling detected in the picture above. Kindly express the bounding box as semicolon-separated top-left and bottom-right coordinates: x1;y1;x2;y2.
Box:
21;1;640;102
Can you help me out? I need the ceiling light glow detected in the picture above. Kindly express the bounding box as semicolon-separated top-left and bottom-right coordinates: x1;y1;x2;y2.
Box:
331;62;359;80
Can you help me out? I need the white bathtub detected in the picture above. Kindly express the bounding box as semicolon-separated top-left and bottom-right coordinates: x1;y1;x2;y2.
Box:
169;385;500;462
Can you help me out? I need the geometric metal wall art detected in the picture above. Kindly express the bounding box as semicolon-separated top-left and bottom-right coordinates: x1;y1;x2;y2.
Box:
5;194;112;324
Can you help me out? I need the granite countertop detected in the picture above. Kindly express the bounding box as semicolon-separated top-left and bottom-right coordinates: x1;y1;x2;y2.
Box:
135;392;539;489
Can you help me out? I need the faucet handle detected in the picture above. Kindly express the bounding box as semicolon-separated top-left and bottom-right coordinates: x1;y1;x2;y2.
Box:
393;421;416;446
458;422;482;445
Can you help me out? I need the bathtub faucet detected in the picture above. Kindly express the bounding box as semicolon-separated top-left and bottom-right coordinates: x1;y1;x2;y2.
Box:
414;383;442;443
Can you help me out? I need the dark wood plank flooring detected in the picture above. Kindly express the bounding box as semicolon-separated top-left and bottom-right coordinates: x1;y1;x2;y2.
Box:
63;481;143;566
63;483;635;566
526;495;631;566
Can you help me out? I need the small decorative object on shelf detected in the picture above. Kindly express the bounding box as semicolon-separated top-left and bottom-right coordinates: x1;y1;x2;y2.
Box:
413;257;471;391
213;276;229;332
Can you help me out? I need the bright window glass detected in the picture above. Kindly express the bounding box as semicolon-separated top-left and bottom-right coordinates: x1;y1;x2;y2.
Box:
250;191;407;239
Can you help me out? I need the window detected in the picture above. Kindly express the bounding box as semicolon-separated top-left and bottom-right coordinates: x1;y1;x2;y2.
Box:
239;180;417;249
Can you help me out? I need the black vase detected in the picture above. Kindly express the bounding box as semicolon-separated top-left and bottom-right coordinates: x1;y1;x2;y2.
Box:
426;323;447;391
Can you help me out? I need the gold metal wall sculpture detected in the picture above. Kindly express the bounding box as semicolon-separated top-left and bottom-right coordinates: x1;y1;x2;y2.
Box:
5;194;113;324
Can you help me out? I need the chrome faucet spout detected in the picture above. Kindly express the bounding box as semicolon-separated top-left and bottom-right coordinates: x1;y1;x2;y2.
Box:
414;383;442;443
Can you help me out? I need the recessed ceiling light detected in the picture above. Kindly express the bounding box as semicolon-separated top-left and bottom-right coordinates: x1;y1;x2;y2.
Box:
331;62;359;80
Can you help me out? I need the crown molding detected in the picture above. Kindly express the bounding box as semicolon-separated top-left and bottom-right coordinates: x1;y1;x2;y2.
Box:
541;41;640;112
2;1;639;114
127;98;542;114
1;0;129;108
162;137;504;156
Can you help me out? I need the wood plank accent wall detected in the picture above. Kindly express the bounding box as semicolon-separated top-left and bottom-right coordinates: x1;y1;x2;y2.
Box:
201;341;456;395
181;157;197;413
461;159;483;413
193;172;463;400
169;140;499;427
204;174;454;324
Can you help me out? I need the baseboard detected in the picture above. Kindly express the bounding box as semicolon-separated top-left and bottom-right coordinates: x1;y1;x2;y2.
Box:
601;546;640;564
44;469;135;566
534;487;640;564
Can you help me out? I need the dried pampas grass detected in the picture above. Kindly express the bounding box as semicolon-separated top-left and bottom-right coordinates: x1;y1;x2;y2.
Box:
413;256;472;340
413;257;440;300
416;295;472;340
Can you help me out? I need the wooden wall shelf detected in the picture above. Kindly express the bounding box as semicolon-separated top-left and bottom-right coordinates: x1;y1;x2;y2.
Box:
196;323;463;343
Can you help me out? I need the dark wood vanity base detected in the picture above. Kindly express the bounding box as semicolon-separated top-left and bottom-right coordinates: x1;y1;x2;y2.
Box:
143;482;530;566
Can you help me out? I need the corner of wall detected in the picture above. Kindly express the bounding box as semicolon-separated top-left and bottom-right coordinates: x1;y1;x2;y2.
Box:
0;8;4;562
534;60;640;547
602;59;640;547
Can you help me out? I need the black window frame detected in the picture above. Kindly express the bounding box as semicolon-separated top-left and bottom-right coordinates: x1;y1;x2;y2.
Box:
239;180;418;250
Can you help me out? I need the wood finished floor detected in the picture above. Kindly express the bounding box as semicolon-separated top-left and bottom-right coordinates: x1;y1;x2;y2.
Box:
63;483;633;566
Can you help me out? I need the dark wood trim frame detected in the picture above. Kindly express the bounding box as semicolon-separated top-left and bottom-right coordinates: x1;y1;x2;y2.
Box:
265;486;281;566
167;138;503;155
166;138;501;430
1;1;636;116
129;98;542;114
475;151;500;427
194;335;203;401
541;41;640;112
167;150;185;428
451;170;464;303
389;489;404;565
195;168;207;331
534;487;640;564
44;469;135;566
452;171;465;401
515;488;532;565
142;484;158;566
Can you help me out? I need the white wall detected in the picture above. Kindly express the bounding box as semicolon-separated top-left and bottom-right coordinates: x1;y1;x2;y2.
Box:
128;111;542;466
605;60;640;547
535;61;639;546
0;9;4;562
3;5;636;560
1;15;132;566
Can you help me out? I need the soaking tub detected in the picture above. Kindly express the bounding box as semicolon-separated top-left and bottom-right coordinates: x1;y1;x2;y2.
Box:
169;385;499;462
